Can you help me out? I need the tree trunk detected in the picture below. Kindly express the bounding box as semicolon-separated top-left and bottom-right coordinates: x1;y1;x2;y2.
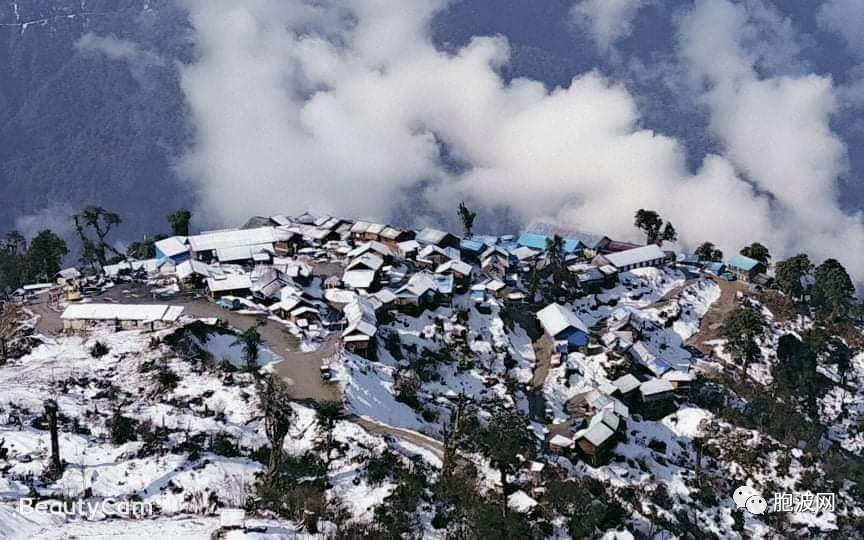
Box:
45;399;63;477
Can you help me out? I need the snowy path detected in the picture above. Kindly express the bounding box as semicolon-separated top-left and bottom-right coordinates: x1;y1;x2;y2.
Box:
349;415;445;459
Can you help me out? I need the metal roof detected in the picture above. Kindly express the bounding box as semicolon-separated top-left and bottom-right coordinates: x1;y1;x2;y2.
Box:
416;228;453;245
206;274;253;292
727;254;762;271
61;304;183;322
155;236;189;258
188;227;280;252
536;303;589;338
639;378;675;397
603;244;666;269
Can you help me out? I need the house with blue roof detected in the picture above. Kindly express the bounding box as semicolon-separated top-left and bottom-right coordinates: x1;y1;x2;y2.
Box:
727;254;766;282
517;232;584;255
459;238;487;262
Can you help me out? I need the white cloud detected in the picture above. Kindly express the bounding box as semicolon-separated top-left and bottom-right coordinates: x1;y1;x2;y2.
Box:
76;33;163;66
570;0;648;52
679;0;863;272
176;0;864;282
14;205;76;243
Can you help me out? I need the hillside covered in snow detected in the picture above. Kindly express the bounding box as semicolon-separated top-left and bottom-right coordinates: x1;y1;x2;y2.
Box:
0;212;863;539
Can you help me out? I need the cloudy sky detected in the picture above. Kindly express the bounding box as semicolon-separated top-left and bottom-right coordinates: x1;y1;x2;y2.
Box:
166;0;864;279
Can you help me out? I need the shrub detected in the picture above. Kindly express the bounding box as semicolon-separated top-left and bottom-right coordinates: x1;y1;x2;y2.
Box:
109;411;139;445
90;341;110;358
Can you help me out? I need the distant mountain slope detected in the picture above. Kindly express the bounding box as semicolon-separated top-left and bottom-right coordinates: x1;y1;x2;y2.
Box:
0;0;192;238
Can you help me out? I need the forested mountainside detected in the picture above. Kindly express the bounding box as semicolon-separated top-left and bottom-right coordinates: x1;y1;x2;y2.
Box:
0;0;192;237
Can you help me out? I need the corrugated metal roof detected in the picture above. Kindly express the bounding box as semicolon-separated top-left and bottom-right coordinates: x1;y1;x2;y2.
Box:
155;236;188;258
61;304;183;322
727;254;761;271
206;274;253;292
536;303;589;338
188;227;279;252
603;244;666;269
416;228;452;245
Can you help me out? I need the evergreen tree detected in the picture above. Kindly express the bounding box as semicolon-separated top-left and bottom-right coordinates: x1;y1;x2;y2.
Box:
774;254;812;300
479;405;535;515
740;242;771;265
634;209;676;245
811;258;855;320
695;242;723;262
0;231;28;289
27;230;68;281
719;307;767;368
167;209;192;237
233;323;264;372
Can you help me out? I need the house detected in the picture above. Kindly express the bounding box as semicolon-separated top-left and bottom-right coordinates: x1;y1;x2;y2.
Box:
379;226;414;250
593;244;667;272
342;297;378;355
507;491;539;515
215;244;274;264
628;341;671;377
347;241;394;263
188;227;285;262
480;247;513;280
250;267;287;304
395;272;439;306
435;260;473;291
271;297;321;325
342;269;379;291
56;268;81;286
61;304;184;331
346;253;385;273
206;274;253;300
511;246;540;263
459;239;487;262
727;254;766;282
415;228;460;249
536;303;590;352
639;378;676;402
706;262;726;276
397;240;421;260
611;374;642;397
349;221;389;242
155;236;190;264
516;232;550;252
175;260;216;289
416;245;451;269
573;409;623;464
549;434;575;454
662;369;695;389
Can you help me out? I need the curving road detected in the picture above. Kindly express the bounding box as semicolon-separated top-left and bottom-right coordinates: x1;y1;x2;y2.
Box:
33;283;447;455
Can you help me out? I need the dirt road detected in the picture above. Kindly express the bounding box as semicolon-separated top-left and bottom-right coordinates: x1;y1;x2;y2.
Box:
686;278;747;353
33;283;340;402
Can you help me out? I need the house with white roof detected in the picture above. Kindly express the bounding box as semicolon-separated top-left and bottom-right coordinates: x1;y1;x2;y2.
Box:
593;244;668;272
536;303;590;352
415;227;459;249
206;274;254;300
155;236;190;264
573;409;625;464
342;296;378;355
61;304;183;331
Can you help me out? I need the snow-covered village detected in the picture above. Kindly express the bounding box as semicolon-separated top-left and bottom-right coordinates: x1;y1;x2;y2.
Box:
0;206;862;539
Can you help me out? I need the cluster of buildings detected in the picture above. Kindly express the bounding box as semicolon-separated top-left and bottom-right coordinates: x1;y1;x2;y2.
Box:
42;212;737;469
